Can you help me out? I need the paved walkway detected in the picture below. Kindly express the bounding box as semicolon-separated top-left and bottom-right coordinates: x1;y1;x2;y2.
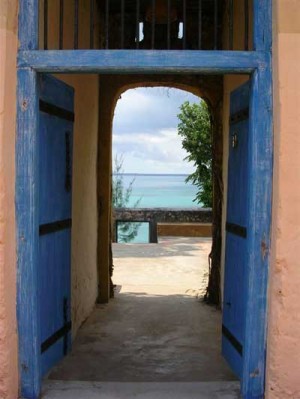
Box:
44;238;238;398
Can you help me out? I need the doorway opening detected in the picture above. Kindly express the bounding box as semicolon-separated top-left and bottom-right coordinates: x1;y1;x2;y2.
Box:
17;1;273;396
41;85;236;386
16;52;273;399
24;73;259;399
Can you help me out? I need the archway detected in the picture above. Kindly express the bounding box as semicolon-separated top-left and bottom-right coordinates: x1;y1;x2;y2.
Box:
96;74;224;306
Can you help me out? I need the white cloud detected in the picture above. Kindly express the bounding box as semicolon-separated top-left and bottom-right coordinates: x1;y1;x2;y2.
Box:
113;87;200;135
112;87;199;174
113;128;194;174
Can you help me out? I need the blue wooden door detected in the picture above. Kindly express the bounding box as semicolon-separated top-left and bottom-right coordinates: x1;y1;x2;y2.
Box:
38;75;74;377
222;82;250;379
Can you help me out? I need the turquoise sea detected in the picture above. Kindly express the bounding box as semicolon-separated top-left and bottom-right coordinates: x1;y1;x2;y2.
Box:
120;174;199;208
115;174;200;243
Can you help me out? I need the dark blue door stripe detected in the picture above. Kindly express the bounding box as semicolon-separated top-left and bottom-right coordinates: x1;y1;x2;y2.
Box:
226;222;247;238
222;325;243;356
39;99;75;122
39;218;72;235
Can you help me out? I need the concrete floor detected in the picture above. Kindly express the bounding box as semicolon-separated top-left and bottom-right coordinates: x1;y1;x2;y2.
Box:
42;381;241;399
45;237;238;397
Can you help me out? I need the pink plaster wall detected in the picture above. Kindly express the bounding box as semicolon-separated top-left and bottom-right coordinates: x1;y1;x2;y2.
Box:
266;2;300;398
0;1;19;398
0;0;299;398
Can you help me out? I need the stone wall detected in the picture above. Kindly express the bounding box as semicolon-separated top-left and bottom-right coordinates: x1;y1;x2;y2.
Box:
113;208;212;242
114;207;212;225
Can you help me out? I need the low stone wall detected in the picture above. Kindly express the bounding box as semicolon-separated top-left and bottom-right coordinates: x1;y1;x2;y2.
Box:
113;208;213;242
114;207;212;223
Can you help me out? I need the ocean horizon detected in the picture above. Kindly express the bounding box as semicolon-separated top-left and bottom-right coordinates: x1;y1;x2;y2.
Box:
114;173;190;176
114;173;200;243
114;173;200;209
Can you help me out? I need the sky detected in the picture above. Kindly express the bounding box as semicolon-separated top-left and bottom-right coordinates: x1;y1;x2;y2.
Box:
112;87;200;174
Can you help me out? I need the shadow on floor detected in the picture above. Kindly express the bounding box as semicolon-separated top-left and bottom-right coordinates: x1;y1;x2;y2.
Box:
48;291;236;383
113;240;211;259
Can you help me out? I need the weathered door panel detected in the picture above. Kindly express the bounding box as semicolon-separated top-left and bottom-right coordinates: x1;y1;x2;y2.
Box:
38;75;74;377
222;82;250;379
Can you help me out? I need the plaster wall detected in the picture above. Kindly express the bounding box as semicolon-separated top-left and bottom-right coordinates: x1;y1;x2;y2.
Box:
59;73;99;336
0;1;299;398
0;1;19;398
39;0;99;50
265;2;300;398
0;2;18;399
44;0;100;335
222;0;253;51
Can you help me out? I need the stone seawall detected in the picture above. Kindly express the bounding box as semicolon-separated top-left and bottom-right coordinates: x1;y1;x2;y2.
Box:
114;208;212;224
113;208;213;242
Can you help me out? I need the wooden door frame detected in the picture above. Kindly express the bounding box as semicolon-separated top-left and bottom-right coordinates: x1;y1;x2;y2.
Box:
16;1;272;398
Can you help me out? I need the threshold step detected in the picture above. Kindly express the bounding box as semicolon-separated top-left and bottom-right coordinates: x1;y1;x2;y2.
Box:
42;381;241;399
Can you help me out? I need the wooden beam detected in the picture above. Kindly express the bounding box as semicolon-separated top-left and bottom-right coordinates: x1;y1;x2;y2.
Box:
18;50;267;74
242;59;273;398
16;69;41;399
17;1;41;398
97;79;113;303
241;3;272;397
18;0;39;50
253;0;272;51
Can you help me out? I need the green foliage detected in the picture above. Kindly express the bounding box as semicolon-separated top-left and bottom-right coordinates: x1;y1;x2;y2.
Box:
177;100;212;208
112;154;141;243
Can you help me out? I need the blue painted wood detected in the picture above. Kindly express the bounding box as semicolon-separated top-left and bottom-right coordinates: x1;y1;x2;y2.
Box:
18;0;39;50
39;115;73;225
16;1;272;398
223;82;250;379
253;0;272;51
17;50;268;73
17;1;40;396
241;58;273;399
40;74;74;113
39;75;74;378
16;69;40;399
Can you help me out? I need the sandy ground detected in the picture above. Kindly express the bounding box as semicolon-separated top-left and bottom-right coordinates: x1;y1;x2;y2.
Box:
113;237;211;297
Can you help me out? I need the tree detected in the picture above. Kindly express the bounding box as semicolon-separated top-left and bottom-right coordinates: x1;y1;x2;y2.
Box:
177;100;212;208
112;154;141;243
